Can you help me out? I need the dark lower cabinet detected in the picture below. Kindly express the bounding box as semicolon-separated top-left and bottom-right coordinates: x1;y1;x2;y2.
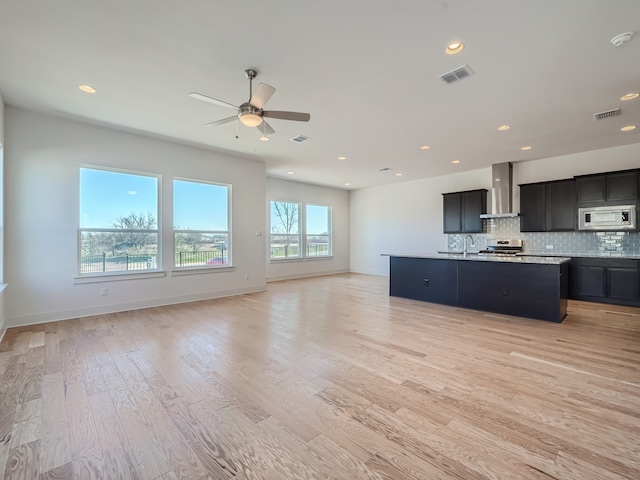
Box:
458;261;567;323
389;257;457;306
569;258;640;306
389;256;568;322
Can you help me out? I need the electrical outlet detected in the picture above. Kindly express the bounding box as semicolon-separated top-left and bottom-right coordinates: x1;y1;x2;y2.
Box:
101;287;108;296
502;287;509;296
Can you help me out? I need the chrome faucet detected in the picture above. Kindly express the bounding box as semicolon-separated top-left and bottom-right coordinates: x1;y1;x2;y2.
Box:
464;234;475;255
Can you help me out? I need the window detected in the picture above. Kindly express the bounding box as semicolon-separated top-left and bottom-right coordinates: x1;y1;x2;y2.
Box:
270;201;300;259
306;204;331;257
79;167;159;275
173;179;230;268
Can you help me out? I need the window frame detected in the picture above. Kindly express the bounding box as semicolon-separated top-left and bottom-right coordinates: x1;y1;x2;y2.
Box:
270;200;302;260
78;165;161;278
172;177;232;270
305;204;332;258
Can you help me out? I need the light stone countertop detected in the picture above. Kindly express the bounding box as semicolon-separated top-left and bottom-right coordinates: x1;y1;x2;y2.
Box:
382;252;571;265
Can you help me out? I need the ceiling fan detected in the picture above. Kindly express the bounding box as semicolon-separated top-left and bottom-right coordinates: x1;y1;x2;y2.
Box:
188;69;310;137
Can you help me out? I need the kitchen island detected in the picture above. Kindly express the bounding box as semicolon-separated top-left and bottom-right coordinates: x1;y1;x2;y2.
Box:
384;253;571;323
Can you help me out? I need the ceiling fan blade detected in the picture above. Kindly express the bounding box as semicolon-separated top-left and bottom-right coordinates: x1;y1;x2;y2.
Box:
188;92;238;109
263;111;310;122
250;83;275;109
205;116;237;127
258;120;275;136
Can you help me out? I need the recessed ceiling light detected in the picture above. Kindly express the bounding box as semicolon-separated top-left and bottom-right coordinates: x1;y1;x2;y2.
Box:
452;160;460;164
420;145;431;150
287;171;294;175
79;85;96;93
498;124;511;131
521;145;533;151
621;125;637;131
395;173;403;176
345;183;351;186
259;136;270;142
338;155;347;160
445;42;464;55
621;92;639;101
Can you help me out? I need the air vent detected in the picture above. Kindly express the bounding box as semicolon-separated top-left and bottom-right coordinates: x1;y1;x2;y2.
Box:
593;108;621;121
290;135;310;143
378;167;392;172
439;64;475;84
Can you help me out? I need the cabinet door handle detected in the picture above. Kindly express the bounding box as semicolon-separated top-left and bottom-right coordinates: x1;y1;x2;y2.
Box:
423;279;430;287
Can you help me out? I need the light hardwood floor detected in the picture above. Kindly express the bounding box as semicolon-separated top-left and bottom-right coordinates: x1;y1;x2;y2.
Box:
0;273;639;479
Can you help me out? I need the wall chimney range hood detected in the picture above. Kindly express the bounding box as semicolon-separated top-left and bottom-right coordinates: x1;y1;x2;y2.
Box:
479;162;519;218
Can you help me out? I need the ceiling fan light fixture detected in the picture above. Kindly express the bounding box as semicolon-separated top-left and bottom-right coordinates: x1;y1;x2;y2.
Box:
240;112;263;127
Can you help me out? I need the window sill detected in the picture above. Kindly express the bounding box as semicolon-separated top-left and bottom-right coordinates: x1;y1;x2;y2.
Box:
74;270;166;284
171;265;235;276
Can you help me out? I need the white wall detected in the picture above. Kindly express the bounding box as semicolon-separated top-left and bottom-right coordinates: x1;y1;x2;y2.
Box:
349;168;491;276
266;177;350;281
0;92;5;341
5;107;267;327
350;143;640;276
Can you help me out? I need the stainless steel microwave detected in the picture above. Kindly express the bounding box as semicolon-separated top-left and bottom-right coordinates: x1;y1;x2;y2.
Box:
578;205;637;231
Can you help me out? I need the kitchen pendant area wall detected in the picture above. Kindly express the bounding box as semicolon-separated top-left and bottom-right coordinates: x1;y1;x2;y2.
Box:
447;217;640;257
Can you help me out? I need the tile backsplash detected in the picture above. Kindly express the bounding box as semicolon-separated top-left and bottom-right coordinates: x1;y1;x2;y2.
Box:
448;217;640;257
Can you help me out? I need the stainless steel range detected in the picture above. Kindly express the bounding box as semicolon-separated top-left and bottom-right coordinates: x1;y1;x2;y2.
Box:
479;239;523;256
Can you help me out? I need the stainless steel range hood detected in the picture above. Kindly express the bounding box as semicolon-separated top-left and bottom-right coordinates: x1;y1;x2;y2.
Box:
479;162;519;218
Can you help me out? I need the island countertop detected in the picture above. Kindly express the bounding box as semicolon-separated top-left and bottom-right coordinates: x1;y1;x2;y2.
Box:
382;252;571;265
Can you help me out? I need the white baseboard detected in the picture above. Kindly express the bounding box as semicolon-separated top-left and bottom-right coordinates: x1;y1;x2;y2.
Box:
7;284;267;328
348;267;388;277
266;269;349;283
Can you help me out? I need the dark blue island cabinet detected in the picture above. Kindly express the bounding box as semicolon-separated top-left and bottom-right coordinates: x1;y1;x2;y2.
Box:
389;257;458;306
389;255;569;323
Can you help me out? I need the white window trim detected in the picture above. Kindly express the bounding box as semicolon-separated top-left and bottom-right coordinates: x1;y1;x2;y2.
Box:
305;204;332;258
78;165;162;277
270;200;302;260
173;177;232;269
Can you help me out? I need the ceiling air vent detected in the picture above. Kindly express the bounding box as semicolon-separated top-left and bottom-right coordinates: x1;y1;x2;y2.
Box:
439;64;475;84
593;108;621;121
290;134;310;143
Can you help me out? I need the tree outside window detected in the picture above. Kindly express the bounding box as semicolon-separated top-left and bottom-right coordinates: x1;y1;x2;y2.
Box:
270;201;300;258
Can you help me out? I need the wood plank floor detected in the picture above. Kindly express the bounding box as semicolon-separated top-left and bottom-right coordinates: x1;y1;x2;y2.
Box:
0;273;639;479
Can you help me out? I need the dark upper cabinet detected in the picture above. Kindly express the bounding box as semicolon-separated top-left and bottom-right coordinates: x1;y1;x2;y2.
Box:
443;192;462;233
546;179;577;231
576;170;638;205
520;179;575;232
520;183;546;232
442;189;487;233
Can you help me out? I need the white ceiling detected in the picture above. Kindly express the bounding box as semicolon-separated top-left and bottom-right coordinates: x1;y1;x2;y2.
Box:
1;0;639;190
